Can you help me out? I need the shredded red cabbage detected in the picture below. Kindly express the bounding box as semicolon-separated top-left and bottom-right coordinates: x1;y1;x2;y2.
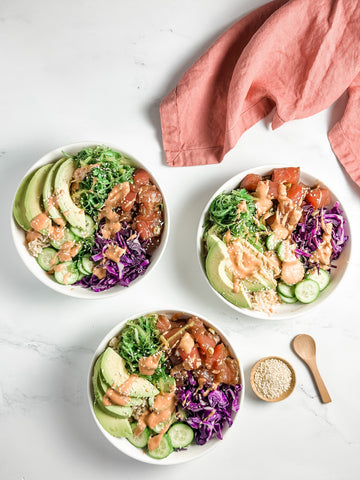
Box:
176;372;241;445
77;223;150;292
291;201;348;268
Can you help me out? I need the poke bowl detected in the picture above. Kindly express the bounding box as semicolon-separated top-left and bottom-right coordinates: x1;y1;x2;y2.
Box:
11;142;169;299
197;165;351;319
87;309;244;465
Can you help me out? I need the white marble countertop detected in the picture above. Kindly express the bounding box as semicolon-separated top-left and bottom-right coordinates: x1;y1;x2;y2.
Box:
1;0;360;478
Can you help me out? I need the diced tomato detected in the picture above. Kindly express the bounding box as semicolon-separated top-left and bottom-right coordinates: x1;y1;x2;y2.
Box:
134;169;150;186
287;183;308;204
267;180;279;199
272;167;300;185
205;343;228;371
130;183;139;194
138;185;163;214
215;357;239;385
134;211;163;240
187;317;205;337
305;188;332;208
156;314;171;333
182;346;202;370
196;332;216;354
240;174;262;192
121;191;137;212
164;327;183;348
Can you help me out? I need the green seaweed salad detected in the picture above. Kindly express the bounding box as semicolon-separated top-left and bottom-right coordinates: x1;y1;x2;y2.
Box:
203;188;268;251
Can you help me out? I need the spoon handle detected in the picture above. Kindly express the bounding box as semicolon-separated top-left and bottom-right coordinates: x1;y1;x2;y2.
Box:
307;359;332;404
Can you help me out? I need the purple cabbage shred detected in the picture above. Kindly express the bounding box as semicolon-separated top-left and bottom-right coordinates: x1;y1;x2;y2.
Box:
176;372;242;445
77;222;150;292
291;201;348;268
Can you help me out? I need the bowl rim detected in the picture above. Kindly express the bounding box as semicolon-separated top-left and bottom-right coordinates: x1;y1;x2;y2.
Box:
10;141;170;299
196;164;352;320
87;307;245;465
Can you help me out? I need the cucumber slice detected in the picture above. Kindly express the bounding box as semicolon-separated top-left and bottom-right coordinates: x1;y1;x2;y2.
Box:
37;247;59;271
277;282;296;298
266;233;281;251
278;292;298;304
77;259;90;276
128;423;150;449
152;414;175;434
70;214;96;239
294;279;320;304
53;261;80;285
167;423;194;449
305;268;330;292
81;254;95;275
147;434;173;459
50;228;78;250
277;242;286;261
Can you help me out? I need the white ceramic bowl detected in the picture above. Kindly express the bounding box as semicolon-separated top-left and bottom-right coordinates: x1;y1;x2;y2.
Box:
11;142;169;299
196;165;352;320
87;309;244;465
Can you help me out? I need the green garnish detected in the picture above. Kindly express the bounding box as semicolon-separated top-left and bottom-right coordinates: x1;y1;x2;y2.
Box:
69;145;135;218
118;315;167;383
204;188;267;250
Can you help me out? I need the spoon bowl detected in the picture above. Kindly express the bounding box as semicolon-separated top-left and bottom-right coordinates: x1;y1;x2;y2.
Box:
292;334;317;361
292;334;331;404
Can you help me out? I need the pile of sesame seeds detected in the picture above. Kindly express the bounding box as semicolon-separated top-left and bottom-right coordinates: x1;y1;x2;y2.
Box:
253;358;293;400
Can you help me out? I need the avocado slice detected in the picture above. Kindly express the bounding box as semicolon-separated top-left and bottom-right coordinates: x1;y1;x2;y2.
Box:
13;170;37;231
100;348;159;398
206;241;252;309
54;157;86;229
43;157;67;222
93;403;132;438
92;355;132;418
205;228;221;251
24;163;53;230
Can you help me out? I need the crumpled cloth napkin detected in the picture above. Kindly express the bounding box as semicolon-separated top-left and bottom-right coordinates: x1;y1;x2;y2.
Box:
160;0;360;186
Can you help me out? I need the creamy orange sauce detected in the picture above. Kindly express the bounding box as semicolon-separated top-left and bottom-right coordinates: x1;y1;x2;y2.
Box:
147;422;172;451
47;194;60;211
103;388;131;406
57;241;80;262
278;240;304;285
98;182;130;239
52;263;65;272
49;224;65;241
117;374;138;395
93;265;107;279
226;238;262;287
178;332;194;356
30;213;50;232
104;244;126;263
281;260;304;285
134;409;149;436
310;219;333;268
236;199;247;218
102;374;138;407
264;251;281;278
270;184;302;239
254;181;273;216
138;352;161;376
73;163;100;182
46;241;82;272
63;271;70;285
25;229;42;243
132;387;177;451
54;217;66;227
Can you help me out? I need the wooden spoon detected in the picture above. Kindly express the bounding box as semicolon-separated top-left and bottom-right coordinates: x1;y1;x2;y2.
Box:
292;334;331;404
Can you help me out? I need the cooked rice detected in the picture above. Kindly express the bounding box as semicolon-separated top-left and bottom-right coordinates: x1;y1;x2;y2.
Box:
250;289;280;316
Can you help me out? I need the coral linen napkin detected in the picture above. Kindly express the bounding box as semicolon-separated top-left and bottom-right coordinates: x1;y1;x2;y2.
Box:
160;0;360;186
